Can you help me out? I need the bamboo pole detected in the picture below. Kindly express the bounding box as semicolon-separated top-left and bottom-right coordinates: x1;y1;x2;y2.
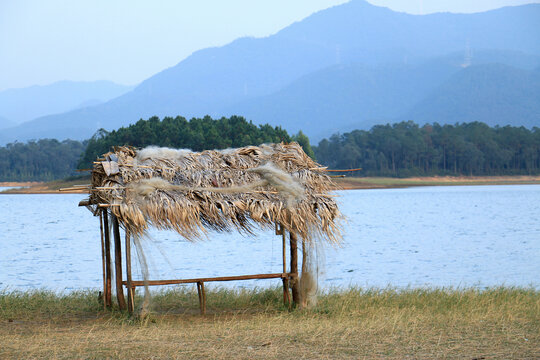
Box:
281;225;290;306
103;210;112;308
325;168;362;172
125;229;134;314
290;232;300;305
123;273;291;286
197;282;202;314
99;211;106;310
58;187;90;192
197;282;206;315
202;282;206;314
301;240;308;309
112;215;127;310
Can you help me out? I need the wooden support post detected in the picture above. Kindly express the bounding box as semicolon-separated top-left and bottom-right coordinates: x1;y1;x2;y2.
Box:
125;229;134;314
197;281;206;315
112;215;127;310
99;211;106;309
103;210;112;308
301;240;308;309
290;232;300;306
281;225;290;306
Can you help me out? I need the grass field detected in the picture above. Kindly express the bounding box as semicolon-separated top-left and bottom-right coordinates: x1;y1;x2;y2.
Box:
1;287;538;359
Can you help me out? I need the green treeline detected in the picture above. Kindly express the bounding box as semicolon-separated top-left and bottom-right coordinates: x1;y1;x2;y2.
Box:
0;115;313;181
79;115;313;168
0;139;86;181
314;121;540;176
2;118;539;181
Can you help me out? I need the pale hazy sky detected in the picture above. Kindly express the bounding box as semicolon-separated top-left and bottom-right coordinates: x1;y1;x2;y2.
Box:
1;0;539;91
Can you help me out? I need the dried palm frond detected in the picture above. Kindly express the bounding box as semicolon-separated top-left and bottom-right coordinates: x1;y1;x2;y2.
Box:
86;142;342;244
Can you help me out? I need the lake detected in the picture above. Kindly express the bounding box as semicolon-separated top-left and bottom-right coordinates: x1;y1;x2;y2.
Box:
0;185;538;292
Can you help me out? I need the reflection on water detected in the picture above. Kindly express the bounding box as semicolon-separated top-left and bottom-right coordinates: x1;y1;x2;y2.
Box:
0;185;539;291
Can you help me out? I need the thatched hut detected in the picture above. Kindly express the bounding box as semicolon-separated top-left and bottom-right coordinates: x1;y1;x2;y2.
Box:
80;142;342;313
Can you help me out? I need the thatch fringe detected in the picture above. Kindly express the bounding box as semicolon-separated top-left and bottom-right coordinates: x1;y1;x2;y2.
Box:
87;142;342;244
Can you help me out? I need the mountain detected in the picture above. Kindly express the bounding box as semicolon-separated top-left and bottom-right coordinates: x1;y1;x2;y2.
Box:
0;116;14;130
405;64;540;128
225;59;460;140
0;80;133;125
2;0;540;144
72;98;104;110
226;51;540;140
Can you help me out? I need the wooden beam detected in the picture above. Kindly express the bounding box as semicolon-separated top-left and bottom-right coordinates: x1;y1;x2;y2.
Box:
102;210;112;308
122;272;294;287
112;215;127;310
78;199;91;207
325;168;362;172
290;232;300;305
98;204;121;208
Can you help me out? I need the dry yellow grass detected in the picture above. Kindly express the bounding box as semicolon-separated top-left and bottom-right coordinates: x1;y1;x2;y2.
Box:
1;287;538;359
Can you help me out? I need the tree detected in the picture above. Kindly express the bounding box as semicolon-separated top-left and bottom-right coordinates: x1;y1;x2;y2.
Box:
313;121;540;176
78;115;308;169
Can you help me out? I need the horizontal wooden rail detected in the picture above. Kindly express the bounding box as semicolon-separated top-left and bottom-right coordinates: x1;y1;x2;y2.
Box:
122;272;296;287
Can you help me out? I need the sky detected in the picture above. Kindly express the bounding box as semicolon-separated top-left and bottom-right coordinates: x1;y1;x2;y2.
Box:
1;0;539;91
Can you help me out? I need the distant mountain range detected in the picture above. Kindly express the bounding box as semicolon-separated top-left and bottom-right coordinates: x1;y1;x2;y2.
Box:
1;0;539;144
405;64;540;128
0;80;132;128
227;54;540;140
0;116;15;130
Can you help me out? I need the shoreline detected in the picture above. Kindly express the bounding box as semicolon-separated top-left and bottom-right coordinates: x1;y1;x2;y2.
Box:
334;175;540;190
1;175;540;194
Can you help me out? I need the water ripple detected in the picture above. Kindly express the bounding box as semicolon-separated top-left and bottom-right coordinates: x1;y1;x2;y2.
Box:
0;185;539;291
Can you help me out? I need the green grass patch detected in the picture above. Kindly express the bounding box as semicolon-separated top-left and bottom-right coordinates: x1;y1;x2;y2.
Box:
2;286;538;320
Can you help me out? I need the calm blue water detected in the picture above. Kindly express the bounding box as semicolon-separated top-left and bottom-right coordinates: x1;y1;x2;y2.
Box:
0;185;538;291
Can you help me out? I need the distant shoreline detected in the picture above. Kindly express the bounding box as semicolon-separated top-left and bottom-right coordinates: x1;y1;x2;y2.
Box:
2;175;540;194
334;175;540;190
0;181;41;187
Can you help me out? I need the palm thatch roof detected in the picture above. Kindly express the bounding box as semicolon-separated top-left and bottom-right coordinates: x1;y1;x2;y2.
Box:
85;142;342;244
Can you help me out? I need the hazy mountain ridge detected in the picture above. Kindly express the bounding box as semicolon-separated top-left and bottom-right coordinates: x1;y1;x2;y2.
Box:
276;1;540;64
224;60;458;139
0;80;133;125
225;51;540;140
1;0;539;144
405;63;540;128
0;116;15;130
